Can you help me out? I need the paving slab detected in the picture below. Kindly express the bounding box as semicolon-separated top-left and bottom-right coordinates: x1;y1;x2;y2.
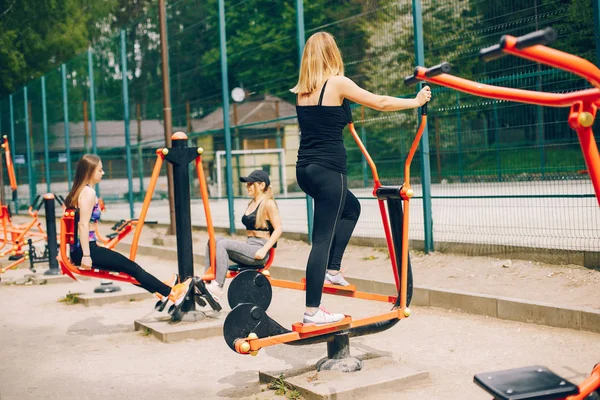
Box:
77;288;154;307
31;274;74;285
134;310;227;342
259;356;428;400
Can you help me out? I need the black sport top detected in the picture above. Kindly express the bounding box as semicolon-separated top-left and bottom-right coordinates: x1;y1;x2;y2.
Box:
296;80;353;174
241;202;274;233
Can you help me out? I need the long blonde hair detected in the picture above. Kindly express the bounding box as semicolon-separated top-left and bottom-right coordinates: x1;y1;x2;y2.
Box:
65;154;101;209
249;183;277;229
291;32;345;95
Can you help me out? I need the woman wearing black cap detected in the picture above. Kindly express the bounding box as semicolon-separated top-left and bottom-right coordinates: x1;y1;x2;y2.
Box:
205;169;282;303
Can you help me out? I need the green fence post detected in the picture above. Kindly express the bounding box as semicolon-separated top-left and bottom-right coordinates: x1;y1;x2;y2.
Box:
61;64;72;186
88;47;100;196
360;106;368;187
218;0;236;235
296;0;314;245
594;0;600;67
412;0;434;253
9;94;18;213
456;92;463;183
23;87;35;205
41;77;51;192
121;30;135;219
493;101;501;182
276;132;284;195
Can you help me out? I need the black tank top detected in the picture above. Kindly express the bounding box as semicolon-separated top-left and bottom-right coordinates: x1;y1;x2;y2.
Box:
296;80;353;174
241;202;274;233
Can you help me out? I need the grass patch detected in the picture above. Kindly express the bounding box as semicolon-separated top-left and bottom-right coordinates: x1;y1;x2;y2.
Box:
267;374;302;399
58;292;82;305
139;328;152;337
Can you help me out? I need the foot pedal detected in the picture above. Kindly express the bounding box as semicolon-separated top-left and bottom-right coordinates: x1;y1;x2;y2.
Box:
323;282;356;292
194;278;222;312
292;316;352;333
194;294;207;308
167;279;195;316
154;299;168;312
300;278;356;293
473;365;579;400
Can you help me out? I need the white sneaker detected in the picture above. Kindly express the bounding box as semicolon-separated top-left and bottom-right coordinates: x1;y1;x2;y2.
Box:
206;280;224;301
303;306;345;325
325;271;350;286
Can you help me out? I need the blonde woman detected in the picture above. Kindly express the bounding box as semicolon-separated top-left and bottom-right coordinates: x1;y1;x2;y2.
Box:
205;170;283;303
292;32;431;325
65;154;192;310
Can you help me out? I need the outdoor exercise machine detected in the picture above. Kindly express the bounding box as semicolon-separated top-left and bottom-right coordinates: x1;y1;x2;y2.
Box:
57;133;221;321
404;26;600;399
0;136;60;274
219;97;431;371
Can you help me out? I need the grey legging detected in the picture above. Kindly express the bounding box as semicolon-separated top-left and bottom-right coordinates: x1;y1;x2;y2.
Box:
205;236;269;286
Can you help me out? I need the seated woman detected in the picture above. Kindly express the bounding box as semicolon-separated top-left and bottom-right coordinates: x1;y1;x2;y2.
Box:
65;154;192;310
205;170;282;302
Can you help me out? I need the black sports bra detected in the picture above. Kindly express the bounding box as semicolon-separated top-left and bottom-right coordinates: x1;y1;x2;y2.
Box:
241;202;274;233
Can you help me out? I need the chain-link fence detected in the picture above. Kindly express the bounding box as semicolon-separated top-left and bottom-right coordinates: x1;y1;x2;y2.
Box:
1;0;598;258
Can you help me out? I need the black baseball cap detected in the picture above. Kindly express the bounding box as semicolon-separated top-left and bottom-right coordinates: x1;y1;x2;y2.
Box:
240;169;270;187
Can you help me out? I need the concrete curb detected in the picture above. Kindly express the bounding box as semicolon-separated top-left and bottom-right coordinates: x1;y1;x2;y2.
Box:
116;242;600;335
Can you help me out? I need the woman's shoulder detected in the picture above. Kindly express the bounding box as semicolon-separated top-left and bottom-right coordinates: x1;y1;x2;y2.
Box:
265;198;279;210
328;75;353;86
79;186;96;200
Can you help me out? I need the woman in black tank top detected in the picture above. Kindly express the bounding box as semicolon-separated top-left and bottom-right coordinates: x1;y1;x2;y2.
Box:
291;31;432;325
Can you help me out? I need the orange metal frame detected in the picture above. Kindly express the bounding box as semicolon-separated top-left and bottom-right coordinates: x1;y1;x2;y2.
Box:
0;136;47;269
1;135;17;195
411;36;600;206
57;146;217;284
407;32;600;400
564;363;600;400
229;113;425;354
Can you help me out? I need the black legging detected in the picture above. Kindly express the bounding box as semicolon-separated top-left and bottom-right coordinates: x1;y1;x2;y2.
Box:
71;242;171;297
297;164;361;307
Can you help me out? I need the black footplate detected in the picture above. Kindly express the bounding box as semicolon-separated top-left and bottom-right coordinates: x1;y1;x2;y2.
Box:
193;278;222;312
474;365;579;400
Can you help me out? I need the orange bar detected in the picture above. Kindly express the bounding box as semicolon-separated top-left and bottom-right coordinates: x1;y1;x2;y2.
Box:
399;113;427;308
129;151;164;260
246;309;404;352
576;126;600;206
94;222;110;245
565;364;600;399
248;332;301;351
400;198;410;308
379;199;399;292
196;155;217;281
7;218;37;249
106;224;134;250
269;278;398;303
404;115;427;186
0;217;8;251
414;67;600;108
292;316;352;333
2;136;17;191
0;256;25;273
348;123;381;189
502;35;600;89
348;122;401;292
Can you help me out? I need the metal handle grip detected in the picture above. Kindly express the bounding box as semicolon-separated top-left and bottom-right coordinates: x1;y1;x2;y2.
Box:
515;27;557;49
425;63;451;77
